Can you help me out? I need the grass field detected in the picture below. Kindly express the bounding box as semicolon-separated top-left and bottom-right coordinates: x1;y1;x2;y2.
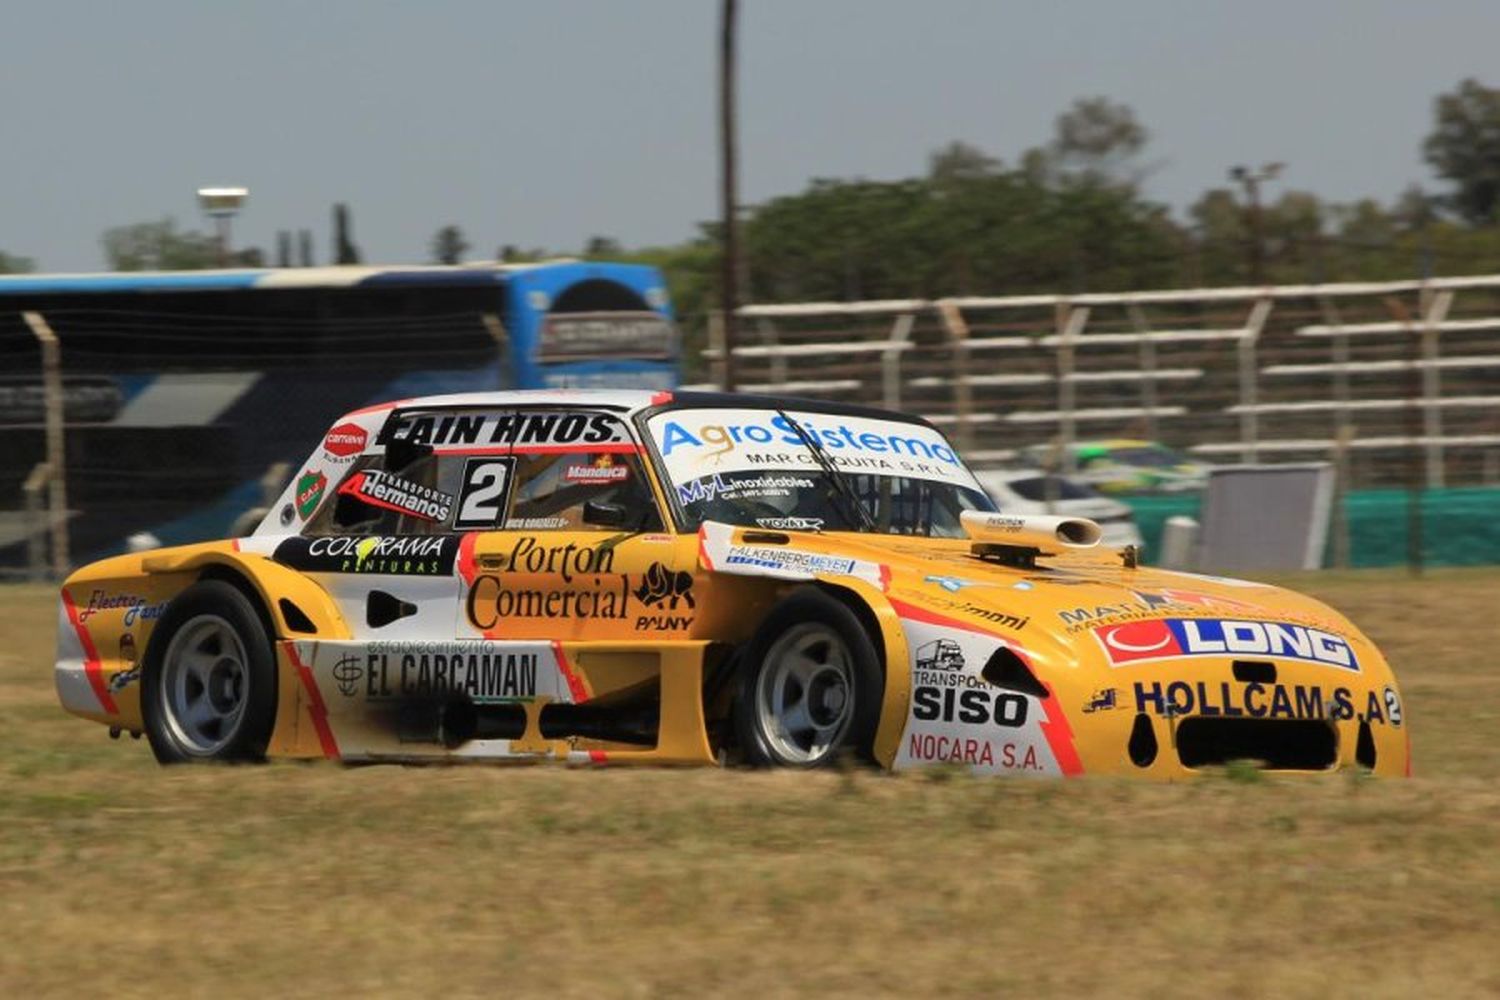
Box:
3;571;1499;998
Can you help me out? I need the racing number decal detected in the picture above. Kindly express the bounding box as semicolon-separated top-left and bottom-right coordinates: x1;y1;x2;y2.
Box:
454;457;515;530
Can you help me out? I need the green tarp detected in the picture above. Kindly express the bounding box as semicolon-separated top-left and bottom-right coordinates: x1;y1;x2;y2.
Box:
1126;488;1500;568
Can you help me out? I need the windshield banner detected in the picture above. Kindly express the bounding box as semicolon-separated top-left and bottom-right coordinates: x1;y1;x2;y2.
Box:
648;409;982;489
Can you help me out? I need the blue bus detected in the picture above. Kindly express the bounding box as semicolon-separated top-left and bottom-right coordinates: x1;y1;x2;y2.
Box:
0;261;677;566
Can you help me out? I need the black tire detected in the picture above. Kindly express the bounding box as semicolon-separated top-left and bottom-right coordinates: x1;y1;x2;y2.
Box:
141;580;278;764
733;589;884;768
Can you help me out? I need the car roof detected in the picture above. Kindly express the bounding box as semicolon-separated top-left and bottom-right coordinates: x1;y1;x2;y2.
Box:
346;389;937;428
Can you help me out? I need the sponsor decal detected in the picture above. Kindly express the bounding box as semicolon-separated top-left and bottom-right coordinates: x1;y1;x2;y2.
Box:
914;592;1030;631
467;573;629;628
754;516;824;531
1058;588;1258;628
77;590;167;628
1082;687;1120;713
333;654;363;697
323;423;368;458
379;411;630;449
912;685;1030;728
634;561;694;610
650;409;983;488
1383;686;1403;727
107;667;140;694
633;561;695;631
1096;618;1359;671
657;413;961;468
490;536;617;579
338;469;454;522
676;473;815;506
969;514;1027;533
563;460;630;484
466;538;628;628
1132;680;1400;725
723;547;856;575
295;470;327;519
915;639;965;672
905;734;1044;770
109;635;142;694
453;457;514;530
506;516;570;530
273;535;462;576
925;575;976;593
330;642;540;702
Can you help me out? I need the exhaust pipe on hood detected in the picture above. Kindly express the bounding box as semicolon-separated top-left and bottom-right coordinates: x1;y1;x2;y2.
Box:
960;511;1103;557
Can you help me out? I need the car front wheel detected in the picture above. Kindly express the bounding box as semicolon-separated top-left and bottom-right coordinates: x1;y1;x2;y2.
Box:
734;590;883;767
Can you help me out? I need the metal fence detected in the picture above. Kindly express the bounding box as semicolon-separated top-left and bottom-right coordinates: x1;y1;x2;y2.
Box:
1;307;503;580
695;274;1500;486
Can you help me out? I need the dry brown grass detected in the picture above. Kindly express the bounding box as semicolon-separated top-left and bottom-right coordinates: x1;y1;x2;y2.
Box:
3;571;1499;998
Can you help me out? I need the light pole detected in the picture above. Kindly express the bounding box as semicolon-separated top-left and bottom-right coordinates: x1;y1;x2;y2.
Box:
718;0;739;390
196;186;249;267
1228;164;1281;284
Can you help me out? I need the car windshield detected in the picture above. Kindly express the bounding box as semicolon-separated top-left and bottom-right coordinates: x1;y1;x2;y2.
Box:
1005;475;1099;501
1110;446;1182;469
645;406;994;536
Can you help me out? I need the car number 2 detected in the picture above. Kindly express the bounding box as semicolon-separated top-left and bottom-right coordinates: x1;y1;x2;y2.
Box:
454;457;515;530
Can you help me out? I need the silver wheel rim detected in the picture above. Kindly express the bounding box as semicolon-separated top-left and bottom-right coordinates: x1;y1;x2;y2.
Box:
755;622;855;764
160;614;250;755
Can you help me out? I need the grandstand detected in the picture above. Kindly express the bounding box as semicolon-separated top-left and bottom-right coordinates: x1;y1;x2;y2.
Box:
694;275;1500;488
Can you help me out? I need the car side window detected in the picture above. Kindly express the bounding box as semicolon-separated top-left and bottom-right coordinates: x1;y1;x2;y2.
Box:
305;454;464;537
303;408;666;535
506;450;662;531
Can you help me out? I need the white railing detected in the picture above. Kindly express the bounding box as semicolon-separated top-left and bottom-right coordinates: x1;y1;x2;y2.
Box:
705;274;1500;486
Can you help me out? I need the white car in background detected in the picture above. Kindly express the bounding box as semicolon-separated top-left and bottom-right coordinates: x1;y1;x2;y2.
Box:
974;470;1144;550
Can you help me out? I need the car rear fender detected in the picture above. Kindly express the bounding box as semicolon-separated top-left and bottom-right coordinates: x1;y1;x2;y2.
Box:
141;548;349;641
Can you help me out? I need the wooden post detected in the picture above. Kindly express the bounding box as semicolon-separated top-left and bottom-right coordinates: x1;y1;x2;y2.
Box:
22;312;69;579
936;300;973;452
23;462;50;583
707;311;727;389
718;0;740;392
1056;303;1089;474
1127;303;1157;442
1237;297;1273;464
1420;289;1453;488
882;311;915;411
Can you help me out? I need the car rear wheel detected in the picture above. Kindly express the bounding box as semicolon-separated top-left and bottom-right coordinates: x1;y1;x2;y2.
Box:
142;580;277;764
734;590;883;767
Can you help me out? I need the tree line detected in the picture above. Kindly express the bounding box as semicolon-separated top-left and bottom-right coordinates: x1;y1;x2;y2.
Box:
3;79;1500;324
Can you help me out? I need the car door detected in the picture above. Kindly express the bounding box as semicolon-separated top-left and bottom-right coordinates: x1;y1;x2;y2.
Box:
457;408;700;643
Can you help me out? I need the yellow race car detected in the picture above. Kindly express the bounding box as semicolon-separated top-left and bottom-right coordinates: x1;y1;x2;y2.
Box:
55;391;1410;777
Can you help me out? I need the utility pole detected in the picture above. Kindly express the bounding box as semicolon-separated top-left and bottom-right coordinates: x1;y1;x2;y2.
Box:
1229;163;1282;284
718;0;740;390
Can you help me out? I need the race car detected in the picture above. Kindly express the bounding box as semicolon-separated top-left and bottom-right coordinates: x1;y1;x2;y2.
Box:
54;391;1409;777
1024;439;1210;494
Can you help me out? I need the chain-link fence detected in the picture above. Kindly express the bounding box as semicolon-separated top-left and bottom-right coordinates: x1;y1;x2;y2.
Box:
1;307;505;580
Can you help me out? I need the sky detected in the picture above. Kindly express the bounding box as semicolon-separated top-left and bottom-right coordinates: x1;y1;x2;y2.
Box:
3;0;1498;272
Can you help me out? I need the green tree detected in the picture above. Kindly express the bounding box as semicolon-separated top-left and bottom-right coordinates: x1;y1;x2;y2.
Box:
583;235;623;258
1048;96;1149;189
0;250;35;274
101;218;219;270
429;225;470;265
927;141;1001;185
333;203;361;264
1423;78;1500;224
